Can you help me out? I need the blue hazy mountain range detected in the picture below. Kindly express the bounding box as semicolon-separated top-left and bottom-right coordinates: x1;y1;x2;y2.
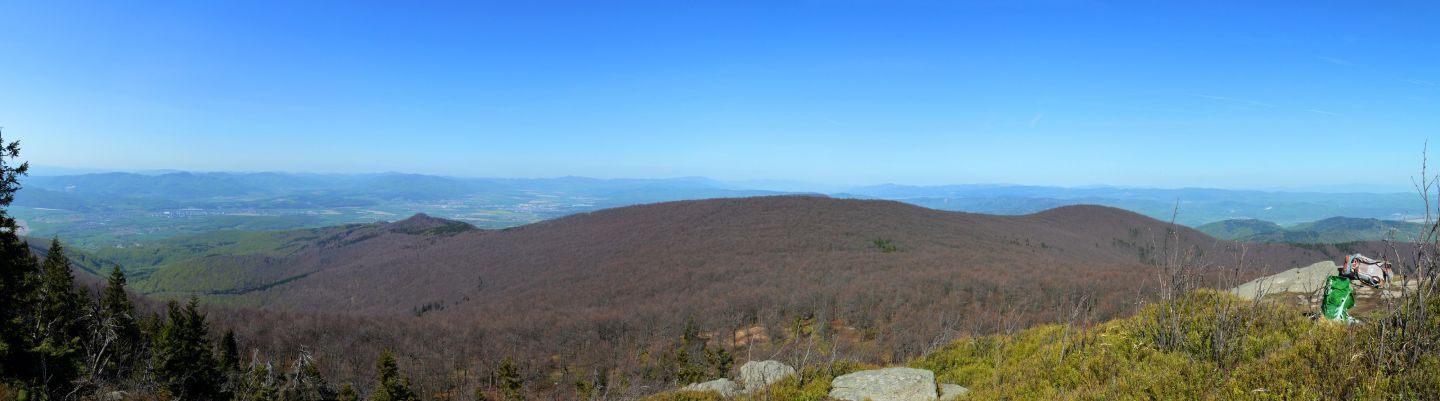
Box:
11;171;1424;248
841;183;1422;226
1196;217;1426;243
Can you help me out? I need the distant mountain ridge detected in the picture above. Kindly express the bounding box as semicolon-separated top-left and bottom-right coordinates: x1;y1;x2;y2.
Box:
22;172;767;204
13;172;789;247
22;171;1421;224
842;183;1420;226
1198;217;1425;243
14;171;1427;249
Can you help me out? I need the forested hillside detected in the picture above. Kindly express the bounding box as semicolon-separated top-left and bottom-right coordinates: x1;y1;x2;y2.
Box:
99;197;1376;314
23;192;1405;399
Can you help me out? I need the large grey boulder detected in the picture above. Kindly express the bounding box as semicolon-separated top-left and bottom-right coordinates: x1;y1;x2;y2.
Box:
682;378;741;397
829;367;938;401
739;360;796;393
939;383;970;400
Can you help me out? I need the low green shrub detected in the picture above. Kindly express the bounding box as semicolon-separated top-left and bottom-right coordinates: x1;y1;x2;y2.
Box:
913;290;1391;400
647;289;1440;400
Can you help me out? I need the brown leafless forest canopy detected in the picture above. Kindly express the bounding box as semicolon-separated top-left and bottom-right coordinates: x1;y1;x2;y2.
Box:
124;196;1396;399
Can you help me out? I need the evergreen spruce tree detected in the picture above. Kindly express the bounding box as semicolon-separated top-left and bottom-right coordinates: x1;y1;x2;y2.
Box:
217;329;241;399
703;346;733;379
153;298;224;400
299;361;338;401
139;312;163;343
0;129;40;391
33;238;85;398
337;383;357;401
673;346;704;384
37;239;83;337
219;330;240;373
98;265;142;375
495;357;523;401
370;350;416;401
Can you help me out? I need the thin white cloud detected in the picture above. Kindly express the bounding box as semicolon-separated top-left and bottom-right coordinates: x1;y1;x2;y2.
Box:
1189;94;1274;107
1401;78;1436;87
818;113;845;126
1319;56;1354;66
1028;112;1044;128
1305;109;1340;116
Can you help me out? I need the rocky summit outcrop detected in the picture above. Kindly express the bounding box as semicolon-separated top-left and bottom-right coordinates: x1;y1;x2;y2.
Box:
938;383;970;401
739;360;796;393
829;367;938;401
1231;261;1339;299
675;362;968;400
681;378;741;397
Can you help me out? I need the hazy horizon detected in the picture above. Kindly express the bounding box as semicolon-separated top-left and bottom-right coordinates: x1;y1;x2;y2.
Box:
20;163;1424;194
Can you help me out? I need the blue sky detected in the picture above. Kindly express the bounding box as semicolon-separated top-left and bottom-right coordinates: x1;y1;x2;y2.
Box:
2;1;1437;190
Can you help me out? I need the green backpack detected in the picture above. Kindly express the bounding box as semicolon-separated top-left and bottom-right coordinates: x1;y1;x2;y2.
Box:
1321;275;1357;323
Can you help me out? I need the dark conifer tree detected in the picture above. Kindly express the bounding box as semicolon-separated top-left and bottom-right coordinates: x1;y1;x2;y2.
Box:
37;239;82;332
217;329;242;399
100;266;140;343
153;298;224;400
33;238;85;398
0;129;40;390
673;346;704;384
98;265;142;376
370;350;416;401
296;361;338;401
703;346;733;379
495;357;523;401
337;383;357;401
219;329;240;373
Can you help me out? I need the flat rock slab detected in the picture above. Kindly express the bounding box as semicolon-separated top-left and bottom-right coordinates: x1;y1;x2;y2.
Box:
682;378;740;397
939;383;969;400
1232;261;1337;299
739;360;796;392
829;367;938;401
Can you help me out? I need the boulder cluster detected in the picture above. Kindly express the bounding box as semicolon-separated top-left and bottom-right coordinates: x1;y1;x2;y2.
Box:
681;360;969;401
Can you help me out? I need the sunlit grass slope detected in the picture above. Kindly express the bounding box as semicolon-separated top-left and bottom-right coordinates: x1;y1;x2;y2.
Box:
644;289;1440;400
914;290;1440;400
